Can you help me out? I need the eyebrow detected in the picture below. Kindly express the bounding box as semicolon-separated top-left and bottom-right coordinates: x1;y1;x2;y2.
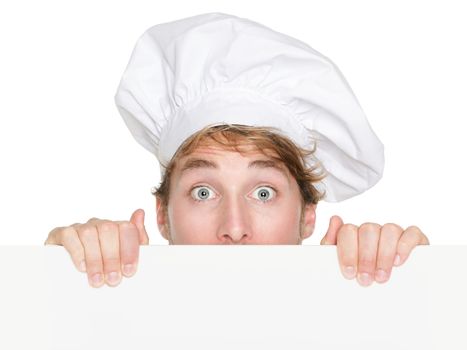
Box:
179;157;290;181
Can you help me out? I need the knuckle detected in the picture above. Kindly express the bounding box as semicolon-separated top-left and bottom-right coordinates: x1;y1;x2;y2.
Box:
98;221;118;233
407;224;420;231
103;257;121;269
407;225;422;236
78;225;97;239
60;227;76;242
340;223;358;233
59;229;79;249
382;223;402;234
86;258;103;270
359;257;375;267
359;222;381;233
86;217;101;223
119;221;137;231
45;227;62;243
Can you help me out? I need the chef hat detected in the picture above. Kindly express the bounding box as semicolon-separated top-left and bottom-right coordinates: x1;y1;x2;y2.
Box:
114;12;384;202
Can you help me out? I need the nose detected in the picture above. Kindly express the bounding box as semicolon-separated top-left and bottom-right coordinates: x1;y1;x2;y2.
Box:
217;194;252;244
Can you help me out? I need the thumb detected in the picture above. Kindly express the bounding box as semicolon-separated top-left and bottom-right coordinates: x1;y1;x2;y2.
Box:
130;208;150;245
320;215;344;245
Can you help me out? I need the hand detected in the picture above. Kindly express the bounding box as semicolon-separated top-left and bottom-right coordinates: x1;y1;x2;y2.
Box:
44;208;150;288
320;215;430;287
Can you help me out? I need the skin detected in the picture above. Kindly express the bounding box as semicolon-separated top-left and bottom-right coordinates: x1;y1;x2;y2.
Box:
45;144;430;288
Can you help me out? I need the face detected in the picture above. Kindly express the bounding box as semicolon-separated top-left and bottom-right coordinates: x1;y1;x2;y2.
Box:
156;144;317;244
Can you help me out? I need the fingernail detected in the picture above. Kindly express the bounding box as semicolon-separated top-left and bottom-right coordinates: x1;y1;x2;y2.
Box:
79;260;86;272
394;254;401;266
123;264;134;276
106;271;120;285
90;273;103;286
375;269;388;282
343;266;356;279
357;272;373;286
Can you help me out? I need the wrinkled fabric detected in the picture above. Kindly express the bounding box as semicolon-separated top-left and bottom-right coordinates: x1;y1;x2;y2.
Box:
114;12;384;202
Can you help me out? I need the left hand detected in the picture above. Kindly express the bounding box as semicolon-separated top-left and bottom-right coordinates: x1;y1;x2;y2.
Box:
320;216;430;287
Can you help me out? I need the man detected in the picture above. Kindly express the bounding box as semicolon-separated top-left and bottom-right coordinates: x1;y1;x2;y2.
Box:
44;13;429;288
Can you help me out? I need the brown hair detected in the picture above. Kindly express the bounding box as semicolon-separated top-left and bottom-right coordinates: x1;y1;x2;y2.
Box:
152;123;326;210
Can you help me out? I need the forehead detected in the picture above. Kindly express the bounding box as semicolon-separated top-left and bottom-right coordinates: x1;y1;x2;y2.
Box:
174;145;291;181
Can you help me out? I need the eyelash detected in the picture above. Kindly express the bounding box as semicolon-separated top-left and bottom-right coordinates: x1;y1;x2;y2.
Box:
190;185;278;203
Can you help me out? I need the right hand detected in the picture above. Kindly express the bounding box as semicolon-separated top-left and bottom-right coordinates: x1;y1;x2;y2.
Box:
44;208;150;288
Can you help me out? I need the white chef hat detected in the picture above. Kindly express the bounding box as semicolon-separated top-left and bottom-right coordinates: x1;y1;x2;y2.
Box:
114;12;384;202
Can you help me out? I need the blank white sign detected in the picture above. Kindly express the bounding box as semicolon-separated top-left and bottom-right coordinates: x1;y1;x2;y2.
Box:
0;246;466;349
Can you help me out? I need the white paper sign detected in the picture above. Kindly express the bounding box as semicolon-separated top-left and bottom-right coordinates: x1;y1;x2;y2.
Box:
0;246;466;349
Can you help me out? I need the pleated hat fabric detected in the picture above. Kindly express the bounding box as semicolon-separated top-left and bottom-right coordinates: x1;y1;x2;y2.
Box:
114;12;384;202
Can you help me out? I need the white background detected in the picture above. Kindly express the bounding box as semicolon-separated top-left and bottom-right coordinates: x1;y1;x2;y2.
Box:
1;0;466;245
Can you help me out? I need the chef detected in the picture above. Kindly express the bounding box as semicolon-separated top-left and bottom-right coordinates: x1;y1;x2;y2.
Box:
45;12;429;288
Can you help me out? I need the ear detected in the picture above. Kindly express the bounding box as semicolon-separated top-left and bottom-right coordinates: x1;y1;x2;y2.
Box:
300;203;317;240
156;196;170;241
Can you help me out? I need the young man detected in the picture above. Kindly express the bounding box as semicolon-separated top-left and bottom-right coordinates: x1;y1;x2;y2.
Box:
44;13;429;288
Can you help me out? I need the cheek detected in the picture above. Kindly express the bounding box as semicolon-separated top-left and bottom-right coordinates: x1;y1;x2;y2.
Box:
168;200;216;243
255;204;302;243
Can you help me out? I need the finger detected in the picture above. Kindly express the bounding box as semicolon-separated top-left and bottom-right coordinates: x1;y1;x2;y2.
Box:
394;225;429;267
375;223;403;284
47;226;87;273
320;215;343;245
356;223;381;287
77;224;105;288
336;223;358;280
96;221;122;287
45;226;72;245
86;217;102;223
45;227;62;245
118;222;140;277
130;209;150;245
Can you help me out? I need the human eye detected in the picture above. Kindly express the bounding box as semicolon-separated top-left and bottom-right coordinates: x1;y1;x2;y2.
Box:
190;186;216;202
251;186;277;203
